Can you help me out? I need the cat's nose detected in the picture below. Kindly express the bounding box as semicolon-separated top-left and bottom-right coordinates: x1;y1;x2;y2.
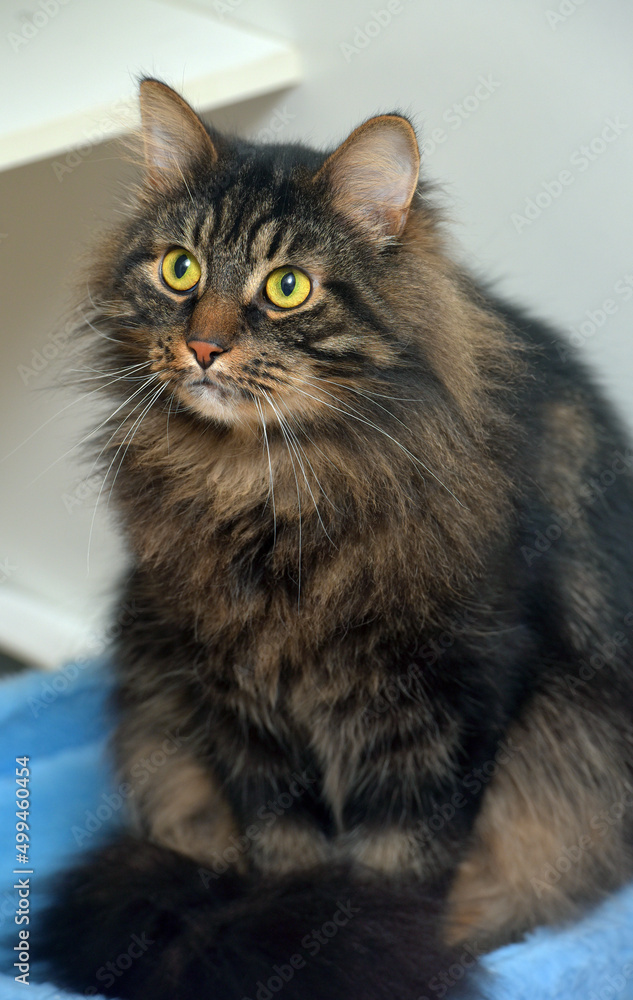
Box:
187;340;226;370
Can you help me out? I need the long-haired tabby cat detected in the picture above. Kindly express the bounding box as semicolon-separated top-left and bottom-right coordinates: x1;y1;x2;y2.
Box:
39;79;633;999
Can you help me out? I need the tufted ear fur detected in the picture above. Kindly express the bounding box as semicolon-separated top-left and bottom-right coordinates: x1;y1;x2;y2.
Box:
139;79;218;193
315;115;420;246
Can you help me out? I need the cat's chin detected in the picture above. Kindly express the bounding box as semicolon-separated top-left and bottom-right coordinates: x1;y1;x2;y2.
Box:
179;378;253;427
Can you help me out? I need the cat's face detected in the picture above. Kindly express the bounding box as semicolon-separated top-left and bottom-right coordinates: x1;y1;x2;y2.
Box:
97;80;422;430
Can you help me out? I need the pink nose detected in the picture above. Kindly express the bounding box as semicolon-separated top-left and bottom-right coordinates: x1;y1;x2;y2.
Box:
187;340;225;370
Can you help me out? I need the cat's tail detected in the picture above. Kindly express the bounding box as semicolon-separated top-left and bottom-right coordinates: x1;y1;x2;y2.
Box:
38;834;484;1000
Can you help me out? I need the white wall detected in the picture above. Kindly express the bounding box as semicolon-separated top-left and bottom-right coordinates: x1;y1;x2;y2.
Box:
2;0;632;663
209;0;633;409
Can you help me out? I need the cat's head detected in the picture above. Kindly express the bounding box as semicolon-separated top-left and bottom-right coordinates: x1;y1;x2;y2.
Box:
89;79;435;431
75;80;520;585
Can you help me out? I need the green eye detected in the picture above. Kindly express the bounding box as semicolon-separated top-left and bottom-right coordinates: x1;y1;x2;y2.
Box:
161;248;201;291
265;267;311;309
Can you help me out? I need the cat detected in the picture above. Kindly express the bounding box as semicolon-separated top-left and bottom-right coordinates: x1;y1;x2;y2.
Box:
38;78;633;1000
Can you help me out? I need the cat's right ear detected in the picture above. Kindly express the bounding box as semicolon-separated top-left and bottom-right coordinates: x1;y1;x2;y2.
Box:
139;79;218;193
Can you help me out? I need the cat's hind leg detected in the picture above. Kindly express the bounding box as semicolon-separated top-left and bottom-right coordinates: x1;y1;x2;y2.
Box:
446;690;633;949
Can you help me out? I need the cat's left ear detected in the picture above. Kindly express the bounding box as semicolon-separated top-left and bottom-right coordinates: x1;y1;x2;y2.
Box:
139;79;218;193
315;115;420;247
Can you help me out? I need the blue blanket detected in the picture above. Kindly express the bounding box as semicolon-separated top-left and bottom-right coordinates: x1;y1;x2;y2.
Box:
1;661;633;999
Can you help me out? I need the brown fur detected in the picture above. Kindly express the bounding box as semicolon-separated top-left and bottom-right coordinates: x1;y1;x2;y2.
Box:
447;691;633;947
54;82;633;981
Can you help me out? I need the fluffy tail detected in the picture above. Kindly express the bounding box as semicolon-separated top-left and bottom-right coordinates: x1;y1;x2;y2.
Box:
38;834;484;1000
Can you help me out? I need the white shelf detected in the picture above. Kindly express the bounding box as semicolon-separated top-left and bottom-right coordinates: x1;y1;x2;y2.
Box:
0;0;301;172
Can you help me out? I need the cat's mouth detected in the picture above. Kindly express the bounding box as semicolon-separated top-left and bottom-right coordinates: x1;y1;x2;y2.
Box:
189;374;228;390
180;372;247;423
186;374;235;401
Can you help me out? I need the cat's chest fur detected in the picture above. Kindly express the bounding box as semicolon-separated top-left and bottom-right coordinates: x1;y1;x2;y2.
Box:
113;406;514;773
118;428;444;655
116;406;500;658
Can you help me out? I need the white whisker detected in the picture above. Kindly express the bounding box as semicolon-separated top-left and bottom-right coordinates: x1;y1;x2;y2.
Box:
165;387;177;456
310;373;424;404
69;361;149;380
262;389;302;607
28;372;163;486
254;396;277;545
105;381;169;510
274;401;341;512
86;379;167;573
274;396;337;546
88;373;164;474
290;377;466;509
